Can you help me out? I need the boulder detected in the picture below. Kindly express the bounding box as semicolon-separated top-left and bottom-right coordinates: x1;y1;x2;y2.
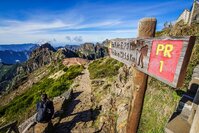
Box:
34;122;53;133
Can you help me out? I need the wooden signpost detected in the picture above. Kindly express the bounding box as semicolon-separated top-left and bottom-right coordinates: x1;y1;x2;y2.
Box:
108;18;196;133
109;36;195;88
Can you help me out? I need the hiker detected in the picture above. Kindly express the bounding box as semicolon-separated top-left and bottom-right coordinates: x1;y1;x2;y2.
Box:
36;94;54;123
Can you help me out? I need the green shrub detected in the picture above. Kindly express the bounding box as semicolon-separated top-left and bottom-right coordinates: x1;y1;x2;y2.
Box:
183;43;199;89
63;67;68;72
88;57;123;79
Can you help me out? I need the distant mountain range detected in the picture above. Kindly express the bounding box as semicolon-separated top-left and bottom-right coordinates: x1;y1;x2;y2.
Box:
0;43;38;64
0;51;29;64
0;43;38;52
0;41;109;64
55;44;80;51
64;44;80;51
56;42;108;60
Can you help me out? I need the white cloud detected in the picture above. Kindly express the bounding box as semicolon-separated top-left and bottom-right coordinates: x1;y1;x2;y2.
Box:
65;35;83;43
73;36;83;42
72;20;122;29
0;0;191;44
65;36;72;42
0;20;74;34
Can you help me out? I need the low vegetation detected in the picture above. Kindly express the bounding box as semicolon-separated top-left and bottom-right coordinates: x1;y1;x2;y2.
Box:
156;21;199;37
0;63;21;92
0;64;13;81
0;65;84;126
88;57;124;132
183;43;199;89
138;80;181;133
88;57;123;79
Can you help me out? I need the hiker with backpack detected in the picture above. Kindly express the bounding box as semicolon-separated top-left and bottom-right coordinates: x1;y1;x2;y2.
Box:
36;94;54;123
22;94;54;133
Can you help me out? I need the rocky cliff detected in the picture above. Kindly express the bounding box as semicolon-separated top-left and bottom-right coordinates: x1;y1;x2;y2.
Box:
23;43;56;73
55;48;79;61
77;42;108;60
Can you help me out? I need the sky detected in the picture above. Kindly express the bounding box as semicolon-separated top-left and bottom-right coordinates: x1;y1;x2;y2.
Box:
0;0;194;45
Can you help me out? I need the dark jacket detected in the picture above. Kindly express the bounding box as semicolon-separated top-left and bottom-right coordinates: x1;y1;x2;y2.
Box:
36;100;54;122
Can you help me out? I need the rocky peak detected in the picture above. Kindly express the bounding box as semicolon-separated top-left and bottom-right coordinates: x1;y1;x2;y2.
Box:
56;48;78;59
30;43;55;58
25;43;56;73
77;42;108;60
39;43;56;52
80;43;95;51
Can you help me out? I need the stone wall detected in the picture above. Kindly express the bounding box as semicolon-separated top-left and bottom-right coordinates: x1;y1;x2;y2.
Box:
192;65;199;79
176;9;191;24
189;65;199;132
176;1;199;25
165;64;199;133
190;105;199;133
189;1;199;25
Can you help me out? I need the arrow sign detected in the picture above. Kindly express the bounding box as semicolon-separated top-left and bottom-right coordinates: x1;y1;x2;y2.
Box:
109;36;195;88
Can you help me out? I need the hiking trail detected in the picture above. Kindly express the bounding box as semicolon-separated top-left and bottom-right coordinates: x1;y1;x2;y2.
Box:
55;66;96;133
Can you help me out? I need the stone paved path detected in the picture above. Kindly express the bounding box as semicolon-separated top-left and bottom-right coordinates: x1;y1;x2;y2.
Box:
55;67;95;133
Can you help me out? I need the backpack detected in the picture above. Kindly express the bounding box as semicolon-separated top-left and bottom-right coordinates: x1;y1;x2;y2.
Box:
36;101;54;122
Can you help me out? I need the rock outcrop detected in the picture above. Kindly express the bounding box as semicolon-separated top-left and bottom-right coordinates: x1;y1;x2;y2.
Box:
24;43;56;73
77;42;108;60
56;48;78;60
90;66;133;133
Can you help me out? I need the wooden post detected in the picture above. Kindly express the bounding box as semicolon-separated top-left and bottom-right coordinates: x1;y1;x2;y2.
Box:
126;18;157;133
